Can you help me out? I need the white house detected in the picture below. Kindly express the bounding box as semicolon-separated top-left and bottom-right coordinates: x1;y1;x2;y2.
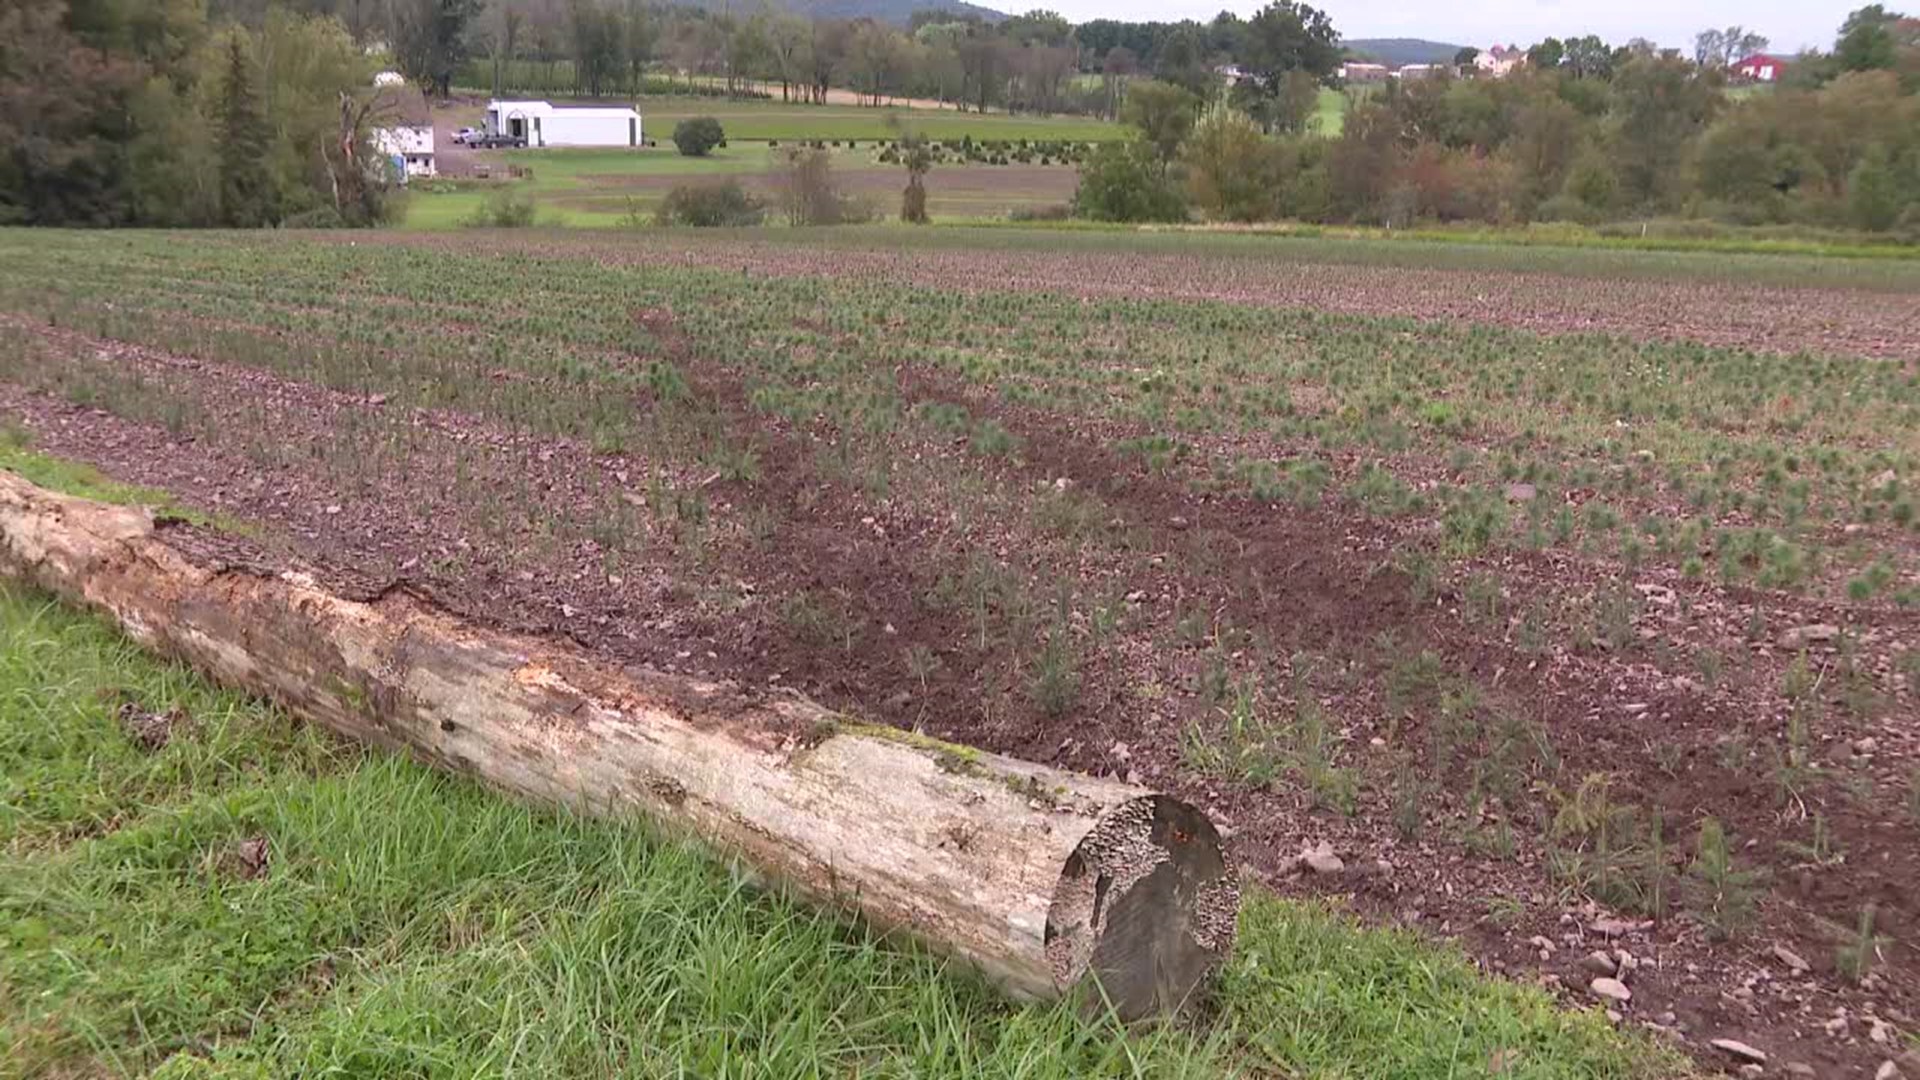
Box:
371;85;434;180
1340;61;1390;82
1474;45;1526;77
1395;63;1445;79
485;100;643;148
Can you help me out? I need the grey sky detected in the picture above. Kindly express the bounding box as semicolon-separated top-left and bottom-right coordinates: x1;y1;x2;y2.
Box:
1038;0;1860;56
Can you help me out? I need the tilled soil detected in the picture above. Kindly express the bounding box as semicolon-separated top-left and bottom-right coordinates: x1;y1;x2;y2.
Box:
2;237;1916;1078
336;230;1920;363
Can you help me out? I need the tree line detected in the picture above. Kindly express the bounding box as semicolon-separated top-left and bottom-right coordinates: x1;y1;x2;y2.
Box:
1076;6;1920;235
3;0;399;227
340;0;1344;120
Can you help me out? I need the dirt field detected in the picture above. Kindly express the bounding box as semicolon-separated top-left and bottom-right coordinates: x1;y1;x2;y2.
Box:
563;164;1079;218
0;228;1915;1078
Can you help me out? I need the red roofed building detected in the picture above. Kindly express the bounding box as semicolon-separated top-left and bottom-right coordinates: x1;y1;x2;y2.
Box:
1731;54;1789;82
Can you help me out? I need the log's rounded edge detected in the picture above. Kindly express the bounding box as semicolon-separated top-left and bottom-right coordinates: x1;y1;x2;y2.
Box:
1042;794;1239;1020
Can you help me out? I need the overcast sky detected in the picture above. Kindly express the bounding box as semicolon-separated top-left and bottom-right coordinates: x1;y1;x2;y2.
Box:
1041;0;1858;56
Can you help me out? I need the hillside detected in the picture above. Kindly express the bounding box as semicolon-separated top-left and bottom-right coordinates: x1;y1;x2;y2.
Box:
1342;37;1469;66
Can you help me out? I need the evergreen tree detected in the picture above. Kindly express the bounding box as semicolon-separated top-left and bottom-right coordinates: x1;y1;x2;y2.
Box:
216;33;275;227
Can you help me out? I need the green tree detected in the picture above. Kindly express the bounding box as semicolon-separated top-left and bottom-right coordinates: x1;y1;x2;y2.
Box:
1559;146;1619;213
1610;52;1723;207
1836;5;1902;70
1119;79;1200;168
390;0;481;97
570;0;625;98
1848;143;1906;229
216;33;275;227
1238;1;1340;129
1562;35;1616;79
0;0;142;225
1072;140;1187;222
672;116;725;157
1528;37;1565;70
1183;105;1276;220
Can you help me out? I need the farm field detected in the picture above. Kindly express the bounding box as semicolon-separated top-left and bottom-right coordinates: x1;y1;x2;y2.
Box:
0;226;1917;1076
411;145;1077;228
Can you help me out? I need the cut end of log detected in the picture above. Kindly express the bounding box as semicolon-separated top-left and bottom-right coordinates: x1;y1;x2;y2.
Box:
1044;794;1238;1021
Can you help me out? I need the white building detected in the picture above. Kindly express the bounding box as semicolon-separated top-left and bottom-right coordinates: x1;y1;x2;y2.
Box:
1474;45;1526;77
1340;61;1390;82
485;100;643;148
371;85;434;180
1395;63;1445;79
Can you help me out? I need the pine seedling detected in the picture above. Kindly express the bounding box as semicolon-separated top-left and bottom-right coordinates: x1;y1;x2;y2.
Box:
1684;817;1768;940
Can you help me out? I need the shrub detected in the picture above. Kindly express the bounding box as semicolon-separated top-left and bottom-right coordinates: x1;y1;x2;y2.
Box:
279;206;346;229
1072;141;1187;223
461;189;537;228
654;179;765;227
1847;144;1905;232
1008;203;1073;222
770;148;873;226
672;117;726;158
1183;106;1276;222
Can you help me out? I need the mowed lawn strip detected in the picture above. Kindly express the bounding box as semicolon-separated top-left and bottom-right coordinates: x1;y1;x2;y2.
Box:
0;458;1684;1080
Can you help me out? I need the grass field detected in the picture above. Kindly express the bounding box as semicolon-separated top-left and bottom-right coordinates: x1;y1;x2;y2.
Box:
0;545;1673;1077
633;98;1124;142
408;143;1080;228
0;225;1915;1075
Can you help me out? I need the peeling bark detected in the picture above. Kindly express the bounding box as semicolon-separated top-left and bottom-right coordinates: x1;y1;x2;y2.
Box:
0;472;1237;1018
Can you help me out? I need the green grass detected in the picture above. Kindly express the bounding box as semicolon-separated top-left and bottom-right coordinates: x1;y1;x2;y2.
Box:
1314;87;1346;136
405;140;1076;228
636;99;1124;143
0;425;202;521
0;573;1682;1078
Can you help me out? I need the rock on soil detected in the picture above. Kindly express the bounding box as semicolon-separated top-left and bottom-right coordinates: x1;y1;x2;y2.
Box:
1588;977;1631;1005
1298;843;1345;875
1711;1039;1769;1064
1778;623;1840;649
1771;944;1810;974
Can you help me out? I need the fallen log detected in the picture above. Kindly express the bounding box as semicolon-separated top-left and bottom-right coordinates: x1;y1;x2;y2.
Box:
0;471;1237;1018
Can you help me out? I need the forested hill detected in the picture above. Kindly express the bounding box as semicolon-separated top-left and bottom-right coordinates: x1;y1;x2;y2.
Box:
680;0;1007;25
1342;38;1469;65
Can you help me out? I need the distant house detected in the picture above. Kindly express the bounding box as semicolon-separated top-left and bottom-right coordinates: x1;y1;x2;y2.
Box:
1340;61;1390;82
1731;53;1788;82
371;85;434;181
1395;63;1446;79
1474;44;1526;77
486;100;643;148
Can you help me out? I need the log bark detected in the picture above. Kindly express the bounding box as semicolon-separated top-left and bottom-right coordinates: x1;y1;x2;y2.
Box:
0;472;1237;1018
